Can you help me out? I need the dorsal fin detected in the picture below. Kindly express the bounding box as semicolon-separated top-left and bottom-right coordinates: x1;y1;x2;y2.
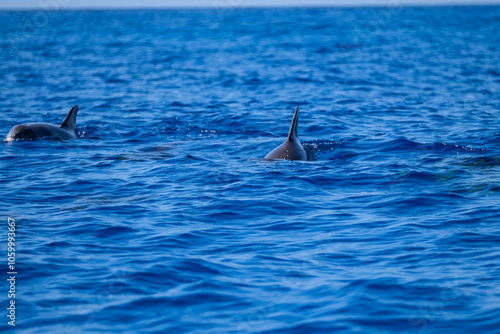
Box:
287;106;300;141
61;105;78;132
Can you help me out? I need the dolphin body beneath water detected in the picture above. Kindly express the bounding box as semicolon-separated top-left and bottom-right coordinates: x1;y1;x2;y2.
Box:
6;105;79;141
265;106;307;161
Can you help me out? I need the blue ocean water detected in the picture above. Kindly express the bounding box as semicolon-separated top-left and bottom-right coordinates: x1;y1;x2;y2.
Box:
1;5;500;333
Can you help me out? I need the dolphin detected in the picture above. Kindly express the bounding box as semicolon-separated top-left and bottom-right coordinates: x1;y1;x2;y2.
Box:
264;106;307;161
6;105;79;141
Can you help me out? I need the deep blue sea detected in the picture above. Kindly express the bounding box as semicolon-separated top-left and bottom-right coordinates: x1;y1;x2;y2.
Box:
1;5;500;333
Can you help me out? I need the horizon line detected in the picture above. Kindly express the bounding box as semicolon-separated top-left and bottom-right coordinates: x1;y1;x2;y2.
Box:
2;2;500;11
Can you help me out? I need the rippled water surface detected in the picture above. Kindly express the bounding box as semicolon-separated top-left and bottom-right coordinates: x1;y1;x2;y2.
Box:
1;6;500;334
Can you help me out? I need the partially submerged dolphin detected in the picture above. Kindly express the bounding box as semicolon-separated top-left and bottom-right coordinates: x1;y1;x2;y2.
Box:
6;105;79;141
265;106;307;161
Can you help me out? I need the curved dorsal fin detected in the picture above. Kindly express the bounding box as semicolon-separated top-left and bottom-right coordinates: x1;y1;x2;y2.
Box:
61;105;78;132
287;106;300;141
